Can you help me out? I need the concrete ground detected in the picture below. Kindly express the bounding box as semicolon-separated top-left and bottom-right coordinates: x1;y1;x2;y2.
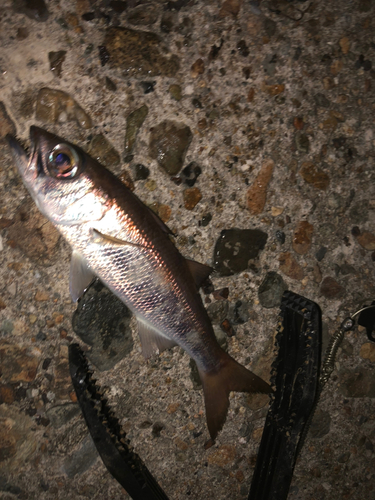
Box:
0;0;374;499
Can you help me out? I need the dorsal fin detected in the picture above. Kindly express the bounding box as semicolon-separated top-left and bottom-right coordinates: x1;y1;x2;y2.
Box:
146;205;175;236
186;259;213;288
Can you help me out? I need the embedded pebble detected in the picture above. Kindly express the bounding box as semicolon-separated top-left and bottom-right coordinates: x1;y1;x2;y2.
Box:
191;58;204;78
316;246;328;261
127;5;158;25
0;405;37;468
48;50;66;78
63;435;98;478
104;27;180;78
314;93;330;108
149;120;192;175
320;277;344;299
279;252;304;280
88;134;120;168
292;221;314;255
295;132;310;153
246;159;274;215
0;102;16;138
309;408;331;439
359;343;375;362
207;445;237;467
124;104;149;155
299;162;330;190
13;0;49;21
169;84;182;101
35;88;92;128
228;300;251;325
339;367;375;398
180;162;202;187
258;271;287;308
183;187;202;210
213;228;268;276
0;343;41;383
132;163;150;181
356;231;375;250
72;279;133;371
207;301;229;324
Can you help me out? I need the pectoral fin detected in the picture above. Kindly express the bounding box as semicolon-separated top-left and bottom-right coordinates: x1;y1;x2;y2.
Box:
137;318;177;359
69;251;95;302
92;228;143;248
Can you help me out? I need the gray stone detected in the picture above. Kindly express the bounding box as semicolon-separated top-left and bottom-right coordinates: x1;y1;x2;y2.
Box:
213;228;268;276
62;435;98;478
309;408;331;438
258;271;288;308
72;279;133;371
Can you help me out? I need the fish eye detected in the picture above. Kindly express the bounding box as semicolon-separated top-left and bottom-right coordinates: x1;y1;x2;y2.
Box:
48;144;81;179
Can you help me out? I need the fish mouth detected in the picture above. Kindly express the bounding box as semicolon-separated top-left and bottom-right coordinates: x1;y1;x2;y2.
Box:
6;129;38;178
6;126;49;181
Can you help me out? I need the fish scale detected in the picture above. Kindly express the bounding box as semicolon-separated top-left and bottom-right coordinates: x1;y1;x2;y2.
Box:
7;126;271;440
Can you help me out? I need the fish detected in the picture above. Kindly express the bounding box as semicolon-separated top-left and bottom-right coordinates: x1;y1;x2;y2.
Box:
7;126;270;440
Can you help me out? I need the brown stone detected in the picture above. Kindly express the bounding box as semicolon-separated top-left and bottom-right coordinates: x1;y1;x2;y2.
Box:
235;469;245;483
339;37;350;54
320;277;344;298
0;384;15;404
104;27;180;79
219;0;242;18
279;252;304;280
330;59;343;75
183;187;202;210
167;402;180;414
313;264;322;283
54;358;73;400
207;444;237;466
299;162;330;190
157;204;171;223
246;159;274;215
191;58;204;78
0;102;16;138
174;437;189;450
356;231;375;250
293;117;304;130
35;88;92;128
262;83;285;96
320;116;337;133
292;221;313;255
247;88;255;102
360;343;375;362
34;290;50;302
0;298;6;310
0;343;41;383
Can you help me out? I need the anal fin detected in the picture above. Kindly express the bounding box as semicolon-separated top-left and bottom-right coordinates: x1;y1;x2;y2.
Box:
137;318;177;359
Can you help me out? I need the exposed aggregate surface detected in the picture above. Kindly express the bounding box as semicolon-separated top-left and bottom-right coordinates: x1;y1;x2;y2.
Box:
0;1;375;499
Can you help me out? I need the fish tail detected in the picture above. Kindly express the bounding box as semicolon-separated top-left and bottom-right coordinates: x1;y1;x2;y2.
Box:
198;354;271;440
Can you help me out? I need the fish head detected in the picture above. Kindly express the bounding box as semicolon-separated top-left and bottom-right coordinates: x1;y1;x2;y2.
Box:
7;126;108;226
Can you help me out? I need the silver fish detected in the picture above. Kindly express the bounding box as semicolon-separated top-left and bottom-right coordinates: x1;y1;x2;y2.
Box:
7;126;270;439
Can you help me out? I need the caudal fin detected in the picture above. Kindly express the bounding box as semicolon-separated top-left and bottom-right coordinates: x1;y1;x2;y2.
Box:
198;354;271;440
